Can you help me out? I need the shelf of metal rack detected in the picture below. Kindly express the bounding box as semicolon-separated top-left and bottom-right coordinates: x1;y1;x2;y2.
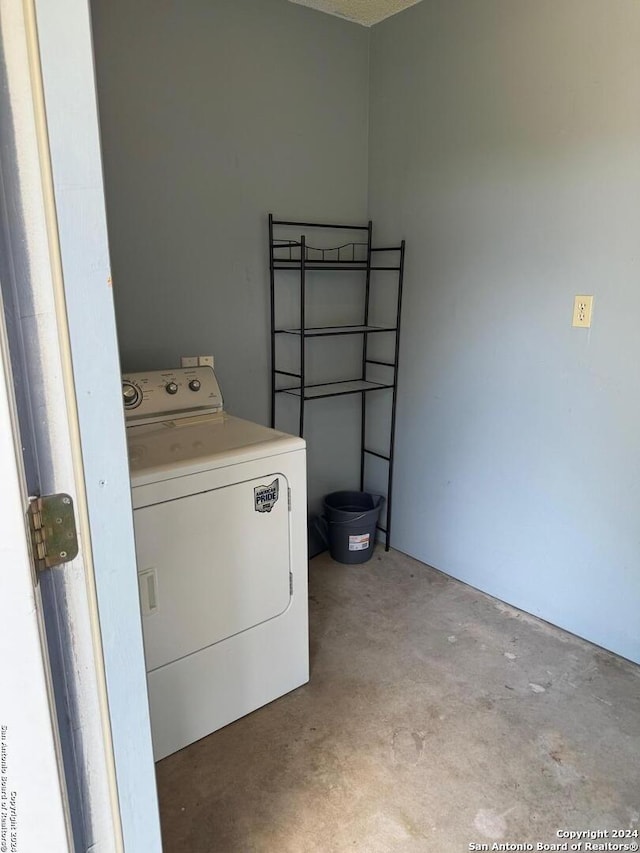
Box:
275;324;397;337
276;378;395;400
268;214;405;551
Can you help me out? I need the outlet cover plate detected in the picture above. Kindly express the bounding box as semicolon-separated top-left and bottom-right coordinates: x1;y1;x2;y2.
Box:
572;294;593;328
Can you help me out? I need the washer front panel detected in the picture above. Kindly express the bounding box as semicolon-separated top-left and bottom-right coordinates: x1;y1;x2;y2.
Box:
134;471;291;672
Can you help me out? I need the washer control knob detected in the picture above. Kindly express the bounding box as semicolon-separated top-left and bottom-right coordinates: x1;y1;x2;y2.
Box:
188;379;201;392
165;381;178;395
122;381;141;408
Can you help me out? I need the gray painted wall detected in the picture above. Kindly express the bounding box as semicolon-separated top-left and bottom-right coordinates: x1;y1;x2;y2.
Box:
369;0;640;663
93;0;640;663
91;0;370;511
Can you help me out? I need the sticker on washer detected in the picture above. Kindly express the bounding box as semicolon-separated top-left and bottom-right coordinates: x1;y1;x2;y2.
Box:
254;478;279;513
349;533;370;551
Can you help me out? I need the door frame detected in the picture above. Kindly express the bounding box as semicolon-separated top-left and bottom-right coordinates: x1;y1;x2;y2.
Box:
0;0;162;848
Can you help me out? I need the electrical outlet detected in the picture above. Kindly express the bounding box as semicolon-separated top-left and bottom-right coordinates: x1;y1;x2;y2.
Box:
572;295;593;328
198;355;214;368
180;356;198;368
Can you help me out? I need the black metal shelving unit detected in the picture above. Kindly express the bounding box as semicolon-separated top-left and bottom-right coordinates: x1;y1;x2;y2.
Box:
269;214;405;551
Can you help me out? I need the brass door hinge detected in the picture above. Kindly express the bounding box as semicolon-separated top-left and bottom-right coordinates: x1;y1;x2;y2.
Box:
27;493;79;575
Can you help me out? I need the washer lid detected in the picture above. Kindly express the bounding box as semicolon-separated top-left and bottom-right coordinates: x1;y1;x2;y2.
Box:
127;413;305;486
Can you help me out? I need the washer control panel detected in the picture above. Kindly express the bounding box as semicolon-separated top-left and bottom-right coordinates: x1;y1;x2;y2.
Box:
122;366;223;425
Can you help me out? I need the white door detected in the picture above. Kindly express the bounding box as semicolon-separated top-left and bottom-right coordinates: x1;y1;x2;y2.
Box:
0;0;162;850
0;304;70;853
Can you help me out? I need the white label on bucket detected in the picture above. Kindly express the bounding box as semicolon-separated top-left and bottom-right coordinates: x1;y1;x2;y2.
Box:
349;534;370;551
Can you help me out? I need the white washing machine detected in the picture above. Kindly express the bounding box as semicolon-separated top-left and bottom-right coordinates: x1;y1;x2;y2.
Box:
122;366;309;760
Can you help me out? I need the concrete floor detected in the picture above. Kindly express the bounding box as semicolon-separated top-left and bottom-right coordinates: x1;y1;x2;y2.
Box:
156;548;640;852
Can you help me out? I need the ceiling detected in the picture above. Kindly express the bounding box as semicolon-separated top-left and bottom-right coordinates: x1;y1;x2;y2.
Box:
289;0;424;27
